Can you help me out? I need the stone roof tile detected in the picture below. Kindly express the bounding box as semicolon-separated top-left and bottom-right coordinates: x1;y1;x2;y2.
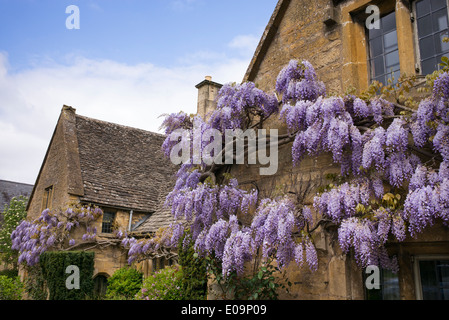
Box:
75;114;177;213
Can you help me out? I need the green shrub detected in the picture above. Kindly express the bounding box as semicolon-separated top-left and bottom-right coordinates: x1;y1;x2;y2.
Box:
39;251;95;300
23;265;48;300
105;267;143;300
0;269;18;279
178;231;208;300
136;265;185;300
0;275;24;300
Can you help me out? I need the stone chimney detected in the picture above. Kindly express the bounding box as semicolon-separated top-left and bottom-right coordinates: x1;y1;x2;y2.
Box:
195;76;222;120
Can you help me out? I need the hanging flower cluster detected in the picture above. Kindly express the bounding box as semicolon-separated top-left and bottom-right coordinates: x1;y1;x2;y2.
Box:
11;205;103;266
12;60;448;280
209;82;279;132
156;62;449;276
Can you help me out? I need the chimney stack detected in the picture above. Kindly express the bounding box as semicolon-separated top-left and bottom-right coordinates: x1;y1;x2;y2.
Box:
195;76;222;120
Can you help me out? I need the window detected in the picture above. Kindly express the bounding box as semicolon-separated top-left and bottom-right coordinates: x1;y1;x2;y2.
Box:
101;211;116;234
364;268;401;300
414;256;449;300
414;0;449;74
368;11;401;85
41;186;53;211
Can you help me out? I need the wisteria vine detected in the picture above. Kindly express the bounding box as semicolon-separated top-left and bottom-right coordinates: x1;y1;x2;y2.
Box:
154;59;449;277
11;60;449;281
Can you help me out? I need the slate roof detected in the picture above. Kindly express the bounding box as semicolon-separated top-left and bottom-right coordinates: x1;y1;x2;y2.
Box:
133;183;176;234
74;114;178;213
0;180;33;212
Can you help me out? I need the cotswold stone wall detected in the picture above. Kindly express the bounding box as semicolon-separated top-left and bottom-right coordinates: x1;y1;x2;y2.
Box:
233;0;364;300
27;109;79;220
227;0;449;300
245;0;344;95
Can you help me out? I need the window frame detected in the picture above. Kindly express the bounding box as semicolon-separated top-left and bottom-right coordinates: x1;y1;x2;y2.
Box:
413;254;449;300
101;210;116;234
41;185;54;211
412;0;449;75
363;266;401;300
366;10;402;85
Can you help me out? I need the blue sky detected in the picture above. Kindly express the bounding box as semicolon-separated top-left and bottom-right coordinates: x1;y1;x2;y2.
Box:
0;0;278;184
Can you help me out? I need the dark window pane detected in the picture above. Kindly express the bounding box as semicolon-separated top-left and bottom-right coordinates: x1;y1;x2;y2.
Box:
420;260;449;300
416;0;431;17
420;36;437;59
369;27;382;39
102;211;116;234
415;0;448;75
435;31;449;54
438;261;449;299
364;268;400;300
431;0;447;11
432;8;449;32
385;51;400;69
422;57;438;74
420;261;440;299
368;10;399;84
384;30;398;52
372;55;385;76
418;15;434;38
382;269;401;300
370;37;383;57
382;11;396;32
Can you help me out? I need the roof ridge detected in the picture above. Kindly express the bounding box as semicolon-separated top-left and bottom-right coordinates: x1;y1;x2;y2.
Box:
0;180;34;186
75;114;167;138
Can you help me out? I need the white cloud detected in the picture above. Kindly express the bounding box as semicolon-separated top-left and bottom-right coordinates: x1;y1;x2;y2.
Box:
0;50;251;185
228;34;260;56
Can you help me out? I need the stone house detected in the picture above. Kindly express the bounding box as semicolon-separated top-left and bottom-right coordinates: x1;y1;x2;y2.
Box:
25;105;178;294
201;0;449;300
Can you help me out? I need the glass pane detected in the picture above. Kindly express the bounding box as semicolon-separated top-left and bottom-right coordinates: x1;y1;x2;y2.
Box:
420;261;440;300
418;15;434;38
422;57;438;74
385;50;400;69
370;37;383;57
431;0;447;11
384;30;398;52
382;11;396;33
103;212;115;222
437;261;449;300
382;269;400;300
420;36;437;59
435;31;449;54
416;0;431;17
372;55;385;77
369;26;382;39
432;8;449;32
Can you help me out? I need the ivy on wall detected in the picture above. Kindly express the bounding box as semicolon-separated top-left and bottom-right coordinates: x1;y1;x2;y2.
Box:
39;251;95;300
178;230;208;300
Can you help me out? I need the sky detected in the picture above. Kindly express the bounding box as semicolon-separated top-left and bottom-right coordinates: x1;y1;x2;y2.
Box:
0;0;278;185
